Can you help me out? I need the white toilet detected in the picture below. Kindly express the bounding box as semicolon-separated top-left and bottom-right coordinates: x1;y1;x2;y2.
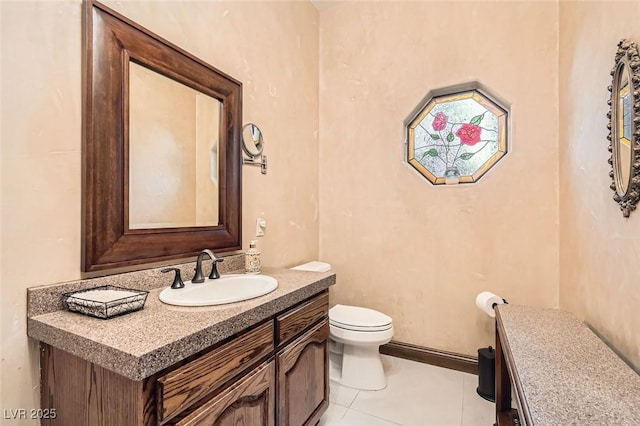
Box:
291;261;394;391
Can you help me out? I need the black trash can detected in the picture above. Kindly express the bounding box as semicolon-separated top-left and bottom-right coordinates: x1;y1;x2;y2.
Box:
477;346;495;402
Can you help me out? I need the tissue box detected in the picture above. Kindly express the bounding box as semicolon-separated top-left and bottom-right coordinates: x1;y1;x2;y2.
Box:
63;285;148;319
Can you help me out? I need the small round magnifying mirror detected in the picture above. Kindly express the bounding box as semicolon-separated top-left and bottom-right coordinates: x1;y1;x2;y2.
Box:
242;123;264;158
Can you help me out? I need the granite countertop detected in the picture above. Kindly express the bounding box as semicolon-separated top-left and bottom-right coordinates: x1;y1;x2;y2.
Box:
28;266;335;381
496;305;640;425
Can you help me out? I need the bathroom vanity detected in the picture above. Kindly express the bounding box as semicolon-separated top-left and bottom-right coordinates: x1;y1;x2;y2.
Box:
28;266;335;425
494;305;640;425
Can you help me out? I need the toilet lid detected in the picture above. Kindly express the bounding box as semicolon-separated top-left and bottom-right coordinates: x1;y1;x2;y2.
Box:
329;304;392;331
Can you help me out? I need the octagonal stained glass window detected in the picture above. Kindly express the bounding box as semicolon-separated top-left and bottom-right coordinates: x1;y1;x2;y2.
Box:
406;84;508;185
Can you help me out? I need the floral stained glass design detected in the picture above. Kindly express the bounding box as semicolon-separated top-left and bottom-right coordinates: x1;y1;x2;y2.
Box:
406;88;508;185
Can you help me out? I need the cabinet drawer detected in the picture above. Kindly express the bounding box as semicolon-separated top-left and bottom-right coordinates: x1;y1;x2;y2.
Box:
157;321;274;423
276;292;328;347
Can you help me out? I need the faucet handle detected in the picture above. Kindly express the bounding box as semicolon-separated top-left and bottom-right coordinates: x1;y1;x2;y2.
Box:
161;268;185;289
209;257;224;279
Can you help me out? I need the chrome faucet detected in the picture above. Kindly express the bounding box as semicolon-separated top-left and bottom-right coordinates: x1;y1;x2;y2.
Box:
192;249;224;283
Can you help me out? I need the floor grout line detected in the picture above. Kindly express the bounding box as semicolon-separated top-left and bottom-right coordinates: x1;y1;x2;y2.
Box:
336;405;348;423
349;389;360;408
346;406;405;425
460;374;467;426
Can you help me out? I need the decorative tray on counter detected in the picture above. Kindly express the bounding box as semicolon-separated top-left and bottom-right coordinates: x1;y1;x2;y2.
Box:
63;285;149;319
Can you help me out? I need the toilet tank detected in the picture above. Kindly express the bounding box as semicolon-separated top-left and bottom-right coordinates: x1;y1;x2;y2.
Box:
291;261;331;272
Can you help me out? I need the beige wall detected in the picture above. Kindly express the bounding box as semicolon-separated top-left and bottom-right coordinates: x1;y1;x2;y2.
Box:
319;1;560;356
0;0;319;417
559;1;640;368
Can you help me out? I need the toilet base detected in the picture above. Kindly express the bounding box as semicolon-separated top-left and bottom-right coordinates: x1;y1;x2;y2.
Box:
329;343;387;391
329;351;342;382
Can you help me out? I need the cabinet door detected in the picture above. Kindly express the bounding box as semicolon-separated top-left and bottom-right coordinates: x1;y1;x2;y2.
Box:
277;319;329;426
176;361;275;426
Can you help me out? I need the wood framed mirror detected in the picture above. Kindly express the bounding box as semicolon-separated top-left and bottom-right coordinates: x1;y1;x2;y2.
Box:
83;0;242;272
608;39;640;218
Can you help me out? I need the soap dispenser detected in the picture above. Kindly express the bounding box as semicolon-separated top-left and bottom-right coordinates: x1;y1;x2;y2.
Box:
245;240;261;274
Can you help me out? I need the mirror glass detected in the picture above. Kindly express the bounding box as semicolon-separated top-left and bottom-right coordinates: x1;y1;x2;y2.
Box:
242;123;264;158
616;62;632;195
129;62;220;229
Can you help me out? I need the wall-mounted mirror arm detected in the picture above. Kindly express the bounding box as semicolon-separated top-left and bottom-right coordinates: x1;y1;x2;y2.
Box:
242;155;268;175
241;123;267;175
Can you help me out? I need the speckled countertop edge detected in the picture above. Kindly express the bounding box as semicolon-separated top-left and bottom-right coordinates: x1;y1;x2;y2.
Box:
28;265;335;381
496;305;640;425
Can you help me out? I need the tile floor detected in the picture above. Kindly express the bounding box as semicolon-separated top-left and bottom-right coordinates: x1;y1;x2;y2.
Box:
319;355;494;426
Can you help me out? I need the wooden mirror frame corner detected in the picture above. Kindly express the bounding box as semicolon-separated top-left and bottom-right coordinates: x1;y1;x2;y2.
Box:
82;0;242;272
608;38;640;218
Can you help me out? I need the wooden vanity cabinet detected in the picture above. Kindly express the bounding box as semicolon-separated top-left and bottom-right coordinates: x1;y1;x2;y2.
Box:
40;291;329;426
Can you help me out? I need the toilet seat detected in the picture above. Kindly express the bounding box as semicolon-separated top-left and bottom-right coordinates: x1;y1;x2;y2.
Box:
329;320;393;332
329;304;392;332
330;322;394;346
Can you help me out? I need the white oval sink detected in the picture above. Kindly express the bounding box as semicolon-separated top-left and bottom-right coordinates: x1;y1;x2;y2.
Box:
159;274;278;307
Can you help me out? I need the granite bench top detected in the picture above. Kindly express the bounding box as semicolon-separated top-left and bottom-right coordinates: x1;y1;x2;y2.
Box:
27;265;335;381
496;305;640;425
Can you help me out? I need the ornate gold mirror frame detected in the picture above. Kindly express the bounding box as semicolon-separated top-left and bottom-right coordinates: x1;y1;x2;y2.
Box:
608;39;640;217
